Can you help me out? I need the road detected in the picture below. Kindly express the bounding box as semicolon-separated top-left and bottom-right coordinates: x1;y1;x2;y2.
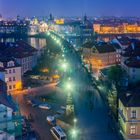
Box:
13;83;57;140
49;31;119;140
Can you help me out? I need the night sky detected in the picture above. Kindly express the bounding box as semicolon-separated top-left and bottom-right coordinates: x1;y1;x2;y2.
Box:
0;0;140;18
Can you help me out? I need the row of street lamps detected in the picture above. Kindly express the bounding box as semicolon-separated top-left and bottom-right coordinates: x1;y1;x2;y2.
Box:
47;31;79;139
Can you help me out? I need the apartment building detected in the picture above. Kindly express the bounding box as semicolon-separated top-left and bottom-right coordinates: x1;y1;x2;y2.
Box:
82;42;120;70
121;39;140;83
119;89;140;140
0;57;22;92
0;41;38;75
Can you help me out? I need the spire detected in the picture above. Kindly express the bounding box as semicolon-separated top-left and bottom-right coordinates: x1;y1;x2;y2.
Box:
84;13;87;22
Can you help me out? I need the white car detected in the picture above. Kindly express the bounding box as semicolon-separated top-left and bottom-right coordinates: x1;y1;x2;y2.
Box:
38;103;51;110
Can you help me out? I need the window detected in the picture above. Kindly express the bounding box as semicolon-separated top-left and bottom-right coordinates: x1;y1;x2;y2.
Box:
13;77;16;81
9;77;12;82
13;85;16;89
13;69;15;73
131;110;137;119
9;69;11;74
130;125;136;135
9;85;12;90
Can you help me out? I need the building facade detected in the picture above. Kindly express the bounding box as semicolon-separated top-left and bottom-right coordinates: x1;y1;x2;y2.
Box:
119;91;140;140
0;58;22;92
82;42;120;70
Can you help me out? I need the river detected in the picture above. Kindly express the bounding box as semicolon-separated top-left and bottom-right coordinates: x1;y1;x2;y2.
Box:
0;37;47;50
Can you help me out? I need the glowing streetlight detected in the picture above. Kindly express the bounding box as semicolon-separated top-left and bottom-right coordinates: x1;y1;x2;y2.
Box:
74;118;77;123
61;63;68;71
65;82;73;91
70;128;79;139
47;31;50;36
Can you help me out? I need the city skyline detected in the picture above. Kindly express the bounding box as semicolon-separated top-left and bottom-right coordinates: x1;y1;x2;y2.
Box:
1;0;140;18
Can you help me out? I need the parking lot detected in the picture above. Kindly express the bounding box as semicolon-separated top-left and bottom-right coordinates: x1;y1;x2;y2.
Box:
13;84;68;140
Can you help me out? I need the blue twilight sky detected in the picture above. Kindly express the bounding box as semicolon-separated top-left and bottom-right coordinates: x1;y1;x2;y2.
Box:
0;0;140;18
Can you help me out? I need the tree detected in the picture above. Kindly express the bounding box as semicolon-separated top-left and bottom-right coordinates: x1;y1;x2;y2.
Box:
108;65;124;86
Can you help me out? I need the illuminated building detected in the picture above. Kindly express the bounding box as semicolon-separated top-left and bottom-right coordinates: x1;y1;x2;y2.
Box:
54;18;64;25
0;20;29;34
0;58;22;92
121;39;140;83
93;23;140;34
119;89;140;140
39;22;48;32
82;42;120;70
0;41;38;75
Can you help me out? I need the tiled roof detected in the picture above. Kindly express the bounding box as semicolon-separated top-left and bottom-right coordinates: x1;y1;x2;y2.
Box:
0;93;18;111
0;57;20;68
120;89;140;107
124;57;140;68
116;36;131;46
0;41;37;59
82;41;94;48
95;43;116;53
121;40;140;57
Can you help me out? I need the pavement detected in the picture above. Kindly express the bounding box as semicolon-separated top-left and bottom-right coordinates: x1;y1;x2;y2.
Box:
13;83;58;140
74;88;119;140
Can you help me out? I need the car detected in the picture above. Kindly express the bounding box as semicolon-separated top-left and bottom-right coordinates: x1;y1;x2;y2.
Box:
56;109;65;115
46;116;56;126
50;125;67;140
38;103;51;110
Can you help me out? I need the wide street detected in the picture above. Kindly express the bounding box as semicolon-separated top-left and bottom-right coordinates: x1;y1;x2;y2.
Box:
48;32;119;140
13;83;58;140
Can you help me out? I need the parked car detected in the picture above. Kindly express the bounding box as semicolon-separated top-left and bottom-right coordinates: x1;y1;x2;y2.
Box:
50;125;67;140
38;103;51;110
56;109;65;115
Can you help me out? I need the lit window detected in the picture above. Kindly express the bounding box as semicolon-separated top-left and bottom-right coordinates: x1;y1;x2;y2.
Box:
131;110;137;119
13;85;16;89
130;125;136;135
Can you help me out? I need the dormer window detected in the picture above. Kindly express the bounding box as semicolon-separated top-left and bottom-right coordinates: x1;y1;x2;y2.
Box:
7;61;14;67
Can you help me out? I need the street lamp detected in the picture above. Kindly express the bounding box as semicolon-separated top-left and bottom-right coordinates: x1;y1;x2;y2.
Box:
65;80;73;92
61;62;68;72
74;118;77;124
70;128;79;139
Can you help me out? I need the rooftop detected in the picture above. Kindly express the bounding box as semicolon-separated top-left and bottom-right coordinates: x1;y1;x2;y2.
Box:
124;56;140;68
0;93;18;111
0;41;37;58
120;88;140;107
116;36;131;46
94;43;116;53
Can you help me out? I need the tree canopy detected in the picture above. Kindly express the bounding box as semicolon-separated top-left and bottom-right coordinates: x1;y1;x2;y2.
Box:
108;65;124;85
